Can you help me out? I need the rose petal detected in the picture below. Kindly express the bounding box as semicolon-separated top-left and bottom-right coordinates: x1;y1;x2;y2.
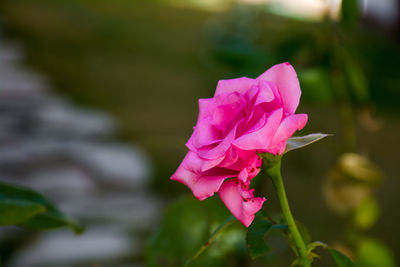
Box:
257;62;301;115
197;121;238;160
238;168;248;183
214;77;257;97
197;98;214;122
240;106;266;135
186;98;222;150
187;120;221;150
218;179;266;227
212;101;245;133
265;113;308;154
254;80;275;106
219;146;258;172
219;146;239;168
171;152;235;200
200;156;225;172
233;108;283;151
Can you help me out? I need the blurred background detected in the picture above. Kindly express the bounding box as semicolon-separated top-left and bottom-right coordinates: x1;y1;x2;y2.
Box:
0;0;399;266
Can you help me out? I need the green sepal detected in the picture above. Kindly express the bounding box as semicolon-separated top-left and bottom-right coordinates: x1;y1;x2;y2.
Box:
285;133;330;153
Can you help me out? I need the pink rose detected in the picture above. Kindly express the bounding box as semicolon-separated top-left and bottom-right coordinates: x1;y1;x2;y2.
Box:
171;63;308;227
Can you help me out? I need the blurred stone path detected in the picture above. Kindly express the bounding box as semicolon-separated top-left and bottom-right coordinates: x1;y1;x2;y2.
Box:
0;35;161;267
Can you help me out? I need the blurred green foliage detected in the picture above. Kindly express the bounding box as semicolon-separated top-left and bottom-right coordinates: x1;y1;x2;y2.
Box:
341;0;360;29
357;238;396;267
0;0;236;195
146;195;247;267
353;197;379;231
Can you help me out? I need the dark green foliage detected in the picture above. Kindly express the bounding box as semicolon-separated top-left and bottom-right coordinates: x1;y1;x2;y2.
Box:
0;182;83;233
0;200;45;226
341;0;360;29
146;195;246;267
298;68;334;104
246;215;287;259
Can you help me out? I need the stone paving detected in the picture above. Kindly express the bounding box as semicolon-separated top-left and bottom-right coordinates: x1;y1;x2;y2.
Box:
0;33;161;267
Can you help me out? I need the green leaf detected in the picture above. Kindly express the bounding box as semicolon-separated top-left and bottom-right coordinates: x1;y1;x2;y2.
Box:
285;133;330;153
0;199;46;226
0;182;83;234
21;212;83;234
246;215;287;259
341;0;360;29
329;248;356;267
357;238;397;267
184;215;236;266
247;219;272;259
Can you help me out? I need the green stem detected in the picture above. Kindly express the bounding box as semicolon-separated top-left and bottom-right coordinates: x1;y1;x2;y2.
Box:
264;159;310;267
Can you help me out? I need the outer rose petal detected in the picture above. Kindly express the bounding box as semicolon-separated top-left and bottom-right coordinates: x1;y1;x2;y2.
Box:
233;108;283;150
187;120;221;149
257;62;301;115
264;113;308;155
186;98;220;150
197;98;214;122
214;77;256;97
218;179;266;227
171;152;235;200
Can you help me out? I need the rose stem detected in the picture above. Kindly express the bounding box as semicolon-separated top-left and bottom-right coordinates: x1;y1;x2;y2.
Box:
264;159;311;267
